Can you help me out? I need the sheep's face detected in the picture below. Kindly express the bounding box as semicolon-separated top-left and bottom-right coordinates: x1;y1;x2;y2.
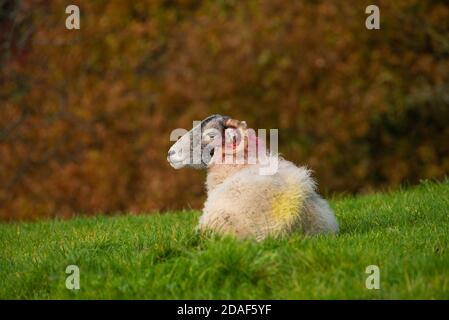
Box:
167;114;245;170
167;114;227;169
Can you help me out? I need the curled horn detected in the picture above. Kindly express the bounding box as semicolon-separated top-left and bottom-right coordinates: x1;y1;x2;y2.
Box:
224;118;247;129
223;118;248;156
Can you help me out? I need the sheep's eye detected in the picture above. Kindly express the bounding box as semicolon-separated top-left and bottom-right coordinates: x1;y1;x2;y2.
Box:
207;133;217;139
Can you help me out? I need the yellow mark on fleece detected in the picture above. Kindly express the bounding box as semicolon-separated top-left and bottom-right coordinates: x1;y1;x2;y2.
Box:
271;185;305;228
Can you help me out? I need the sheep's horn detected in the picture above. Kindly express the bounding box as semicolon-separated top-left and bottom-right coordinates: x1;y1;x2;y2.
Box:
224;118;247;129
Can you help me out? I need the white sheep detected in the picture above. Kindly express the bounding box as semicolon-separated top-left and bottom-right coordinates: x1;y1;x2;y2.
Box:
167;115;339;240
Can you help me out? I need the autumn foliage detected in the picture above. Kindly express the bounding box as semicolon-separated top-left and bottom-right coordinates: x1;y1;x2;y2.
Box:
1;0;448;220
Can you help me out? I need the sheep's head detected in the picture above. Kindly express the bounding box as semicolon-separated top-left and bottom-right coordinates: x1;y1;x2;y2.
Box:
167;114;247;170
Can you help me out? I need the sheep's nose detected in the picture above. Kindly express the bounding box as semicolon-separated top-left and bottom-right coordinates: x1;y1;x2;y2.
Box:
167;150;175;159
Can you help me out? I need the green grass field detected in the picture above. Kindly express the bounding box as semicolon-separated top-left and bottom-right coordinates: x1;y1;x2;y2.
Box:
1;180;448;299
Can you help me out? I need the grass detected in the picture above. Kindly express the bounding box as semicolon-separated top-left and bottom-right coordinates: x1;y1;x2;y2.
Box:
1;180;448;299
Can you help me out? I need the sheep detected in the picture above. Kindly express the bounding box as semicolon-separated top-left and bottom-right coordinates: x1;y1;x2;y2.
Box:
167;114;339;240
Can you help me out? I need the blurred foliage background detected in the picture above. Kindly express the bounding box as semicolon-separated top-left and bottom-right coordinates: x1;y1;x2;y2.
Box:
1;0;448;220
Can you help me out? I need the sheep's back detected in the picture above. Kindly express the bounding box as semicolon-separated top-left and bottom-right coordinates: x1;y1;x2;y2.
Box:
200;161;316;240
